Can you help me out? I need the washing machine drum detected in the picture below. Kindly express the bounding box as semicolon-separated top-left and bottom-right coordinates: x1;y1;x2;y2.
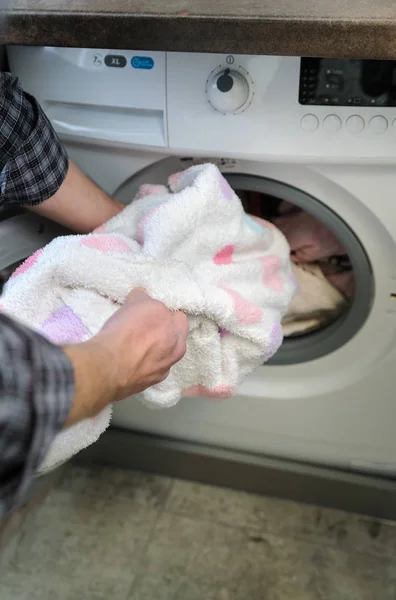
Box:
0;164;374;367
0;211;69;285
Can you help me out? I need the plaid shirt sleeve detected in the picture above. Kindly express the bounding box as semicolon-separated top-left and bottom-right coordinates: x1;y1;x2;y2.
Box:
0;313;74;519
0;74;74;517
0;72;69;208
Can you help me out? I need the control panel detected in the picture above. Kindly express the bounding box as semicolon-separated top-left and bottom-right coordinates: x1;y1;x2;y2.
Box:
299;58;396;107
166;53;396;160
6;47;396;161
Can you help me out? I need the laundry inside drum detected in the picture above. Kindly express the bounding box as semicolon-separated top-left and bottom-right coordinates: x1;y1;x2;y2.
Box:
236;189;355;340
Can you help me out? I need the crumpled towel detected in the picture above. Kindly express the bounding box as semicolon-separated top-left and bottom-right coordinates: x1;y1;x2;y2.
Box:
0;163;295;472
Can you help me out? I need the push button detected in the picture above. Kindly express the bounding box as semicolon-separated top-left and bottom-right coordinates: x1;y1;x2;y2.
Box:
301;114;319;133
105;55;127;68
346;115;365;134
131;56;154;70
368;115;388;134
323;114;342;133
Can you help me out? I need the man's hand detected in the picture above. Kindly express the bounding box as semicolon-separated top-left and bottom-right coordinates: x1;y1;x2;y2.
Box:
96;288;189;397
63;290;189;427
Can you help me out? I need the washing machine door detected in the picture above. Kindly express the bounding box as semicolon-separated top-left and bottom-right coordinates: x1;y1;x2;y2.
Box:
0;212;69;280
112;155;396;473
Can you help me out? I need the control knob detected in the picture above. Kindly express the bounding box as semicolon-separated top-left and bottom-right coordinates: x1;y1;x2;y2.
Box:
207;68;250;114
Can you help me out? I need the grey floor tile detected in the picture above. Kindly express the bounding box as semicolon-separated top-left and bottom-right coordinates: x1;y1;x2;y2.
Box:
174;579;231;600
0;526;24;575
186;523;268;590
128;573;228;600
165;478;333;534
2;466;396;600
178;519;393;600
338;514;396;556
57;464;172;508
0;566;135;600
165;479;276;529
165;479;396;557
139;511;210;575
381;560;396;599
262;534;391;600
128;572;182;600
190;530;391;600
11;489;158;578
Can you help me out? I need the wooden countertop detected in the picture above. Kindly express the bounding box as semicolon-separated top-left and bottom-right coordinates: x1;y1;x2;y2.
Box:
6;0;396;60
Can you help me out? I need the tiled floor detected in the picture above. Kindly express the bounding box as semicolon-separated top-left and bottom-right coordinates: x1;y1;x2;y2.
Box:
1;465;396;599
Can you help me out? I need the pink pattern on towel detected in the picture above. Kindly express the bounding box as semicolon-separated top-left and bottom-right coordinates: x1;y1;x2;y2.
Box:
183;384;237;399
258;255;285;293
168;172;183;187
39;305;89;344
220;285;263;324
81;235;131;252
214;244;235;265
11;249;44;278
82;235;131;253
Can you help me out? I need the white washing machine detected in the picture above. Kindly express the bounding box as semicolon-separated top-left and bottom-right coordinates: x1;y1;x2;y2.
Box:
4;47;396;475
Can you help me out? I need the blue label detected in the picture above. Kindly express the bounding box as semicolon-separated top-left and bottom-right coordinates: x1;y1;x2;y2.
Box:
131;56;154;70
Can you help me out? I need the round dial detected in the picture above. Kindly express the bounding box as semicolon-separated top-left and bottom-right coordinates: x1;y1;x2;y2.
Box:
206;68;250;114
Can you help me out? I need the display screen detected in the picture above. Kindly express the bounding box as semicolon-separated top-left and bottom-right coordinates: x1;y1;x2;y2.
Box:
299;58;396;107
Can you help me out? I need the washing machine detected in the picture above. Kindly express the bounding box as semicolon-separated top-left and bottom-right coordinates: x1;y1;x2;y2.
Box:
4;46;396;475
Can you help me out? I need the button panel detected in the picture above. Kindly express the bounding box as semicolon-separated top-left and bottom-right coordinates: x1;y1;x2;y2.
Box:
301;113;394;136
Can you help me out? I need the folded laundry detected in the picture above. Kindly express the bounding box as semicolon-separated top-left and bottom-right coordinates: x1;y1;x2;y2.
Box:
282;263;347;337
0;164;295;472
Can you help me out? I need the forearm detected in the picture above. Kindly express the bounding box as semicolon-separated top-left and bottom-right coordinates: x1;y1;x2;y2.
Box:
62;339;119;427
28;160;125;233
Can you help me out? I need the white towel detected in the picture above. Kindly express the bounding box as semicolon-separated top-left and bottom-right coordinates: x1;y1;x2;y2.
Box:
0;164;295;472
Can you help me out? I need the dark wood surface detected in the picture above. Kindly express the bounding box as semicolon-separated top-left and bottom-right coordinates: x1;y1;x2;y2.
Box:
6;0;396;59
